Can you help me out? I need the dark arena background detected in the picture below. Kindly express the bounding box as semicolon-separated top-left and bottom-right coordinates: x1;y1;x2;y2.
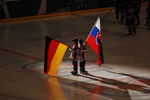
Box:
0;0;147;19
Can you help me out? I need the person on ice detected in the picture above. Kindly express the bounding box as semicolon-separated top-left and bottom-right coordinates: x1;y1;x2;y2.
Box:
145;0;150;29
70;38;88;75
124;1;136;35
78;39;88;74
114;0;125;24
70;38;78;75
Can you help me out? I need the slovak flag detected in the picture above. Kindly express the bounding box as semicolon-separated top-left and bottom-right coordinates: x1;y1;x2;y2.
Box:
86;17;104;67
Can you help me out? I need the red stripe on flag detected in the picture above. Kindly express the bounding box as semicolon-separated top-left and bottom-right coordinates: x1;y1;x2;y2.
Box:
86;34;99;54
46;40;59;74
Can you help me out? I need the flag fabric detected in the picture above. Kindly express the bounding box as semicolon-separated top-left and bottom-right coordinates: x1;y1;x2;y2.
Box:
44;36;68;76
86;17;104;66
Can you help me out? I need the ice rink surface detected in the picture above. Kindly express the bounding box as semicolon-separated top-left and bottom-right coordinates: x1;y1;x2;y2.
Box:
0;6;150;100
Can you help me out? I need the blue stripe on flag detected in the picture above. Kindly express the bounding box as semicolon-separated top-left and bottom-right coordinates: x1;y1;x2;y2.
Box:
91;26;99;38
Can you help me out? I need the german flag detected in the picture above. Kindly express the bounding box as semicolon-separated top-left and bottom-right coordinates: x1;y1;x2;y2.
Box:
44;36;68;76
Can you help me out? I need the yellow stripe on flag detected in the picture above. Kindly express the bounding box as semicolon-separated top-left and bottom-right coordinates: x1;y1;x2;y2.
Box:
48;43;68;76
